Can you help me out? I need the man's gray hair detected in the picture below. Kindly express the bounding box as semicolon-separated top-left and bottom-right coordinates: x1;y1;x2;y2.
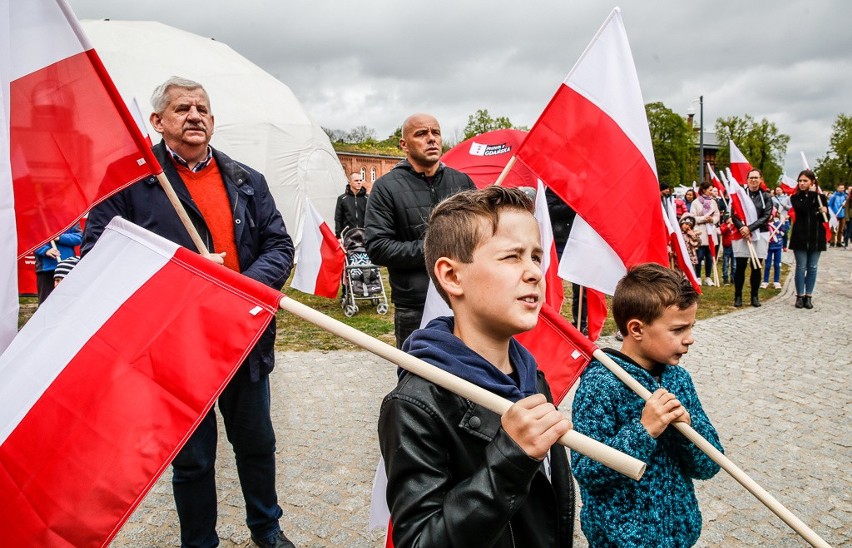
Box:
150;76;209;114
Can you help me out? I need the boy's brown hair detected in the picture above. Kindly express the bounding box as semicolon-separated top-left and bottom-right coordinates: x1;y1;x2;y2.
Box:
612;263;699;334
424;186;535;305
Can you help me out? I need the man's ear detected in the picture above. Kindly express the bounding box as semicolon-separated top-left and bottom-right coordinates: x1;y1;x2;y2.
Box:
433;257;463;298
149;112;164;134
399;137;408;154
625;318;644;341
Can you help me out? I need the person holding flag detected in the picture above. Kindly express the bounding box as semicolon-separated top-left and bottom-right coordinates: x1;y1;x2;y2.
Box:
571;263;723;547
378;186;575;547
788;169;828;309
732;169;772;307
83;77;296;548
689;182;720;286
827;184;847;247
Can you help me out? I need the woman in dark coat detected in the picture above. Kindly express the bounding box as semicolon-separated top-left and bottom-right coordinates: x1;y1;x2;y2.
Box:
788;169;828;309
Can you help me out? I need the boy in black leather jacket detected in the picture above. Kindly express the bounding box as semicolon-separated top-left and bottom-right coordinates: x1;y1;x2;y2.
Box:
378;186;575;547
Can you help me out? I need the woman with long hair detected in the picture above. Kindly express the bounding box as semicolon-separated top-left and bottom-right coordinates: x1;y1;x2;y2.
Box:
788;169;828;309
690;182;720;286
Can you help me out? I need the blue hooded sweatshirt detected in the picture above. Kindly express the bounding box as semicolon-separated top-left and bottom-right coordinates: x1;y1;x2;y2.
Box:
402;316;539;402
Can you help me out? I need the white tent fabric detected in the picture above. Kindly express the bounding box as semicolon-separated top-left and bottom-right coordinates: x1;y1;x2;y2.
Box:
81;20;346;247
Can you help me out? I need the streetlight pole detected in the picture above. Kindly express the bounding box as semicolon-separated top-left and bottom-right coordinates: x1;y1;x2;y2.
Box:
698;95;704;185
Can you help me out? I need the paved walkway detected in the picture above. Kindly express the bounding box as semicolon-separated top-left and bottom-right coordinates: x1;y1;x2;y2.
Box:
113;249;851;547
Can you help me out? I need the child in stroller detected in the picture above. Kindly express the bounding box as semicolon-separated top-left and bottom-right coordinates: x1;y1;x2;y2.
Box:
340;227;389;317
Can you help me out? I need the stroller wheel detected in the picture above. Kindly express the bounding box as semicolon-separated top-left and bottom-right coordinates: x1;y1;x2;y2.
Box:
376;303;389;315
344;304;358;317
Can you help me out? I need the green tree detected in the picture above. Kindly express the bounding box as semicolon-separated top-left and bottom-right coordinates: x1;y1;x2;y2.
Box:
463;109;514;140
815;113;852;188
645;102;695;188
715;115;789;185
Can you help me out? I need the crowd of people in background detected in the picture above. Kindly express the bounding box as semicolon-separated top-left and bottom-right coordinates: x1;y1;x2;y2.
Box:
664;167;846;310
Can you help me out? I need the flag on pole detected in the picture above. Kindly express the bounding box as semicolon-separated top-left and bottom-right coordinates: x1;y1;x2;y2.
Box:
533;180;565;310
725;168;759;240
291;199;345;299
708;163;726;198
662;200;701;292
780;173;797;196
513;8;668;296
2;0;163;352
800;151;810;170
729;140;754;188
0;217;282;546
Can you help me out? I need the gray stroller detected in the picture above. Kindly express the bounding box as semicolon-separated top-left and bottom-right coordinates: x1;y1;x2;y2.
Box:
339;227;389;317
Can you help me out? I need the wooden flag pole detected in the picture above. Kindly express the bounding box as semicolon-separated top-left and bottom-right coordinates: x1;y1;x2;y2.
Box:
576;285;585;332
711;247;721;287
279;295;646;481
492;156;517;187
156;172;210;255
592;348;830;548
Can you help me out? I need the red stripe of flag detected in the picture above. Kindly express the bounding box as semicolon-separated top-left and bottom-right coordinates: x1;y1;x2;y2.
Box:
11;50;158;258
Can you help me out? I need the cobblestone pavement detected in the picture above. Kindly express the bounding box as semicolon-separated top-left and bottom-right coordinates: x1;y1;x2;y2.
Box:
113;249;850;547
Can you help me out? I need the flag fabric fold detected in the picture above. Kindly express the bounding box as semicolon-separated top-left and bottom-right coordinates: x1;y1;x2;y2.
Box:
780;173;797;196
728;140;754;189
6;0;160;258
514;7;668;296
0;217;282;546
662;200;701;292
291;199;345;299
2;0;164;353
725;168;759;241
708;163;726;198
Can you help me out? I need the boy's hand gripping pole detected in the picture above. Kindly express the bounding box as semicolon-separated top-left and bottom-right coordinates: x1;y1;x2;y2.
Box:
279;296;646;481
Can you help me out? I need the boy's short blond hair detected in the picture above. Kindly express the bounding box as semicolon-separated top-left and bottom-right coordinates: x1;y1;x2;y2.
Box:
424;186;535;305
612;263;699;334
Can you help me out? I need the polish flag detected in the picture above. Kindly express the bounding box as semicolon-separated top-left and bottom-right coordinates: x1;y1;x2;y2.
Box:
780;173;798;196
1;0;162;351
514;8;668;297
725;168;759;240
0;217;282;546
662;199;701;292
708;163;726;198
291;199;345;299
729;140;754;188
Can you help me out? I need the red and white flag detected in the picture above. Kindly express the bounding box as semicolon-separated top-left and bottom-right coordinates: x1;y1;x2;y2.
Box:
725;168;759;240
291;199;345;299
513;8;668;296
662;199;701;292
0;217;282;546
729;140;754;187
1;0;162;351
708;163;726;198
780;173;797;196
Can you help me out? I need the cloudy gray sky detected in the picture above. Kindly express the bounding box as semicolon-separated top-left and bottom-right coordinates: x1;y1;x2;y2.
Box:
69;0;850;178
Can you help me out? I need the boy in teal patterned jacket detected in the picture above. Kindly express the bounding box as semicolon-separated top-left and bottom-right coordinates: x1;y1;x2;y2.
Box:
571;263;723;547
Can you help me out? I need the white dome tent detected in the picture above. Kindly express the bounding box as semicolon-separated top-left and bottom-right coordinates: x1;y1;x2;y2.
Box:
81;19;346;248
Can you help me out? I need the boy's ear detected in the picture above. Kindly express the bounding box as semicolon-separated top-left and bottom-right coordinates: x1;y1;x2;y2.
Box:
433;257;464;298
625;318;644;341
